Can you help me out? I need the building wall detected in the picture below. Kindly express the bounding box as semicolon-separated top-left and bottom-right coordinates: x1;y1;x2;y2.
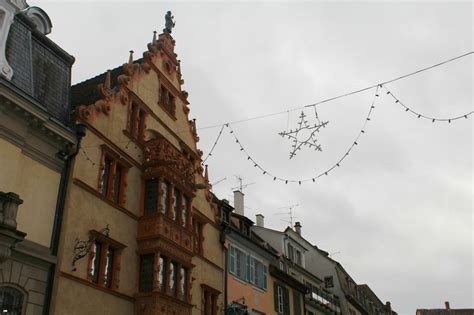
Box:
0;5;76;315
0;138;60;247
51;31;224;315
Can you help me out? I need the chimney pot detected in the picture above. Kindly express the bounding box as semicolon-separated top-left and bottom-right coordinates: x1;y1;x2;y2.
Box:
294;222;302;235
445;302;450;310
256;214;264;227
233;190;244;216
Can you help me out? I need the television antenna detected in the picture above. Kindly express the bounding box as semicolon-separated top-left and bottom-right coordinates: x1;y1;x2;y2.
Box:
276;204;299;227
231;175;255;192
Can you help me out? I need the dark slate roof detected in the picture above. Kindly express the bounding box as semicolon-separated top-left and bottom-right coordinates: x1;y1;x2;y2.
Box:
417;310;474;315
71;57;144;108
71;64;123;108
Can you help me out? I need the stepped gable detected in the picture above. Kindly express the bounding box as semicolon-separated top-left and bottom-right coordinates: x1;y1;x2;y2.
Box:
72;30;188;123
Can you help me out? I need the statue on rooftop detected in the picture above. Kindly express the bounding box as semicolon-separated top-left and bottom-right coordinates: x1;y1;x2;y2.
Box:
163;11;175;34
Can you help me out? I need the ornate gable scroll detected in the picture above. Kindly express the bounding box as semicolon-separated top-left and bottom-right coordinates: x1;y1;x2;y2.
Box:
143;135;196;191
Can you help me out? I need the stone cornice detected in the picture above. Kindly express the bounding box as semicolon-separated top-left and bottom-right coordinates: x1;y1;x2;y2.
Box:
0;80;76;144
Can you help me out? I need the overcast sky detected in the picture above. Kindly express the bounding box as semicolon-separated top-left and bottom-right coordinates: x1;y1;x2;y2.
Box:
30;1;472;314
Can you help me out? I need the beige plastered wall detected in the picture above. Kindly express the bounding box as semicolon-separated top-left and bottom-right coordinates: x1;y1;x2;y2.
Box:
0;138;60;247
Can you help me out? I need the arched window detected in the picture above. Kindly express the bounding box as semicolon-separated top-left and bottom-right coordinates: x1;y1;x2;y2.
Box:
0;286;24;315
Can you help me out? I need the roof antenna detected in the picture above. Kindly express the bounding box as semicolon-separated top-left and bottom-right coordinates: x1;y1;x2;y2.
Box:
231;175;255;192
276;204;298;227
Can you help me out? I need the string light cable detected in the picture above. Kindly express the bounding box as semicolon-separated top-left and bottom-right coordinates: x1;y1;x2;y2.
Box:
196;51;473;130
382;85;473;122
225;85;380;185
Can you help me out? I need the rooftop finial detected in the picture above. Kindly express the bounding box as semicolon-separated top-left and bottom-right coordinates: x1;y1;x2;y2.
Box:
204;164;209;183
128;50;134;65
104;70;111;90
163;11;175;34
152;31;157;45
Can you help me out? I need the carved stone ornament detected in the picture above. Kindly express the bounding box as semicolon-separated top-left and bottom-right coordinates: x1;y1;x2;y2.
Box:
71;224;110;271
0;192;23;229
0;1;28;80
0;191;26;263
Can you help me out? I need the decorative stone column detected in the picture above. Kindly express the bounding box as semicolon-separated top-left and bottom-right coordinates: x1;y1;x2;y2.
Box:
0;191;26;262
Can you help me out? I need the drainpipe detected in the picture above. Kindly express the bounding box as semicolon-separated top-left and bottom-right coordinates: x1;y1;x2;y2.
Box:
43;123;87;315
220;225;230;314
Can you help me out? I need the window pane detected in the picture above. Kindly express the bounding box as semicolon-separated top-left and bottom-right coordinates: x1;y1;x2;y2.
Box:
136;109;144;139
172;188;180;221
90;240;102;283
162;181;170;215
101;157;112;196
104;248;114;288
129;102;137;132
0;287;24;315
113;164;123;203
229;246;235;273
170;261;177;297
139;254;154;292
180;267;187;301
159;256;165;293
144;179;158;215
182;195;189;227
167;95;174;113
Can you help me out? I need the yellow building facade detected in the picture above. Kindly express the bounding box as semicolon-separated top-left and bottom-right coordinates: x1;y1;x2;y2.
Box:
0;2;77;314
50;18;224;315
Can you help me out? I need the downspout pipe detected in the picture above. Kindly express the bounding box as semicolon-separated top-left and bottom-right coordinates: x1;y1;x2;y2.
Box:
43;123;87;315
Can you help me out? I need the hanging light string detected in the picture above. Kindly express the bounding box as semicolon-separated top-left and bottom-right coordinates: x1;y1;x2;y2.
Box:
195;51;472;131
81;147;96;166
201;124;225;164
382;85;473;122
225;86;380;185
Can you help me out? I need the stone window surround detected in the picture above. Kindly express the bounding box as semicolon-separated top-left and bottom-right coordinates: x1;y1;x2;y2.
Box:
97;144;131;206
86;229;126;291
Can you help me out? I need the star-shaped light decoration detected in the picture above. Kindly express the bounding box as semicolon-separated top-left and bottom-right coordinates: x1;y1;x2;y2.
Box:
278;108;329;159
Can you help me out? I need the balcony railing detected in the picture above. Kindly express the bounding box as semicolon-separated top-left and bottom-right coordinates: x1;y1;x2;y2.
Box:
307;286;341;314
138;213;193;253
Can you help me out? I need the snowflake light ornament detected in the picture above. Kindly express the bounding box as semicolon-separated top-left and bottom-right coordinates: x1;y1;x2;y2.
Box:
279;108;328;159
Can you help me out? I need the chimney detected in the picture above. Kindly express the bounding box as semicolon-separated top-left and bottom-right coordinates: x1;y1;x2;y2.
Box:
294;222;302;235
385;302;392;314
445;302;450;310
233;190;244;216
256;214;264;227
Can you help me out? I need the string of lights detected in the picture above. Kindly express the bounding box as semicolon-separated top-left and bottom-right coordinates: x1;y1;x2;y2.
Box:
224;86;380;184
382;85;473;122
195;52;472;130
201;124;225;164
81;148;96;166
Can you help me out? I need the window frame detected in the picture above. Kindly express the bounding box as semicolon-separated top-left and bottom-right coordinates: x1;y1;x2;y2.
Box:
229;244;268;291
142;177;192;228
98;146;130;206
158;84;176;117
87;229;126;290
192;216;205;255
201;284;220;315
128;102;146;140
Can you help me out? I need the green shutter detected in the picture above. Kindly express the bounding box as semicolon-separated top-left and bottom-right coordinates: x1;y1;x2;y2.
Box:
229;246;236;273
263;265;268;290
246;254;250;281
